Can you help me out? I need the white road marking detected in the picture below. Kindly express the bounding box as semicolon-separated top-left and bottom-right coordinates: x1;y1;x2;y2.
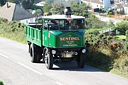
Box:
56;82;64;85
0;53;9;58
18;62;42;75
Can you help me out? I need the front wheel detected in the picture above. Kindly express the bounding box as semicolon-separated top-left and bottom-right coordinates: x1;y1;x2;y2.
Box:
77;54;86;68
44;48;53;69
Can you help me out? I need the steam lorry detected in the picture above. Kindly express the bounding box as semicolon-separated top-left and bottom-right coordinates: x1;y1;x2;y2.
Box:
26;7;86;69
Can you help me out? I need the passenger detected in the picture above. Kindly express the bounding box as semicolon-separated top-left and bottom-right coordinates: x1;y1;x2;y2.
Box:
65;20;69;30
76;20;83;29
44;21;48;29
51;20;57;25
48;20;58;30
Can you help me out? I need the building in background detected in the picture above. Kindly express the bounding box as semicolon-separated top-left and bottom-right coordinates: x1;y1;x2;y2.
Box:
0;2;35;25
112;0;128;15
82;0;128;15
0;2;34;21
69;0;82;4
82;0;113;10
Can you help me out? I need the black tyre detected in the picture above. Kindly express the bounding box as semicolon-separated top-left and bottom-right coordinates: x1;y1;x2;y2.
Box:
77;54;86;68
44;48;53;69
42;49;46;63
30;43;42;63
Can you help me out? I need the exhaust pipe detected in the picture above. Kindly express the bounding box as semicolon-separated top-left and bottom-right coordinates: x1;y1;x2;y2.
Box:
64;7;72;18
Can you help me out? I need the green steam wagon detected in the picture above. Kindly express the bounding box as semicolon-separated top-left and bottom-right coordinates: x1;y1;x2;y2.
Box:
26;7;86;69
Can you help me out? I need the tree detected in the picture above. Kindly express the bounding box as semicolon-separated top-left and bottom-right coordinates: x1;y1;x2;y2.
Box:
43;2;52;13
43;0;65;14
8;0;15;2
50;3;64;14
71;2;90;17
13;0;35;8
0;0;15;6
46;0;53;4
85;14;107;29
53;0;70;7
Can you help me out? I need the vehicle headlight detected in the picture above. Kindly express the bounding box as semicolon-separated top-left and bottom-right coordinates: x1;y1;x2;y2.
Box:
82;49;86;53
75;52;78;55
52;50;56;54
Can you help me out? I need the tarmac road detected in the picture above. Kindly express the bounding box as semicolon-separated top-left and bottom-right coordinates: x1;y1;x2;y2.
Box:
0;37;128;85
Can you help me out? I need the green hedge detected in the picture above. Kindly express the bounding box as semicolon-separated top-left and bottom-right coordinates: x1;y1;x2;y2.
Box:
126;30;128;39
85;34;128;78
0;18;27;44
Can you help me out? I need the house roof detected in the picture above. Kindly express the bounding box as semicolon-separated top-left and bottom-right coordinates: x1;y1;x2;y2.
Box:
0;2;15;21
12;5;34;20
0;2;34;21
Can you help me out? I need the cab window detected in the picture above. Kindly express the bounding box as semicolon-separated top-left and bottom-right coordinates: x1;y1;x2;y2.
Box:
48;20;59;30
44;19;85;31
65;19;85;30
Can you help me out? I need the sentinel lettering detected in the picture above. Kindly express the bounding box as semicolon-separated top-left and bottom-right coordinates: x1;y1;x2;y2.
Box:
60;37;80;41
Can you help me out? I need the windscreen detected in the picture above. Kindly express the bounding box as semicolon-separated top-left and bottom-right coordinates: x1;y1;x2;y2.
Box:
44;19;85;30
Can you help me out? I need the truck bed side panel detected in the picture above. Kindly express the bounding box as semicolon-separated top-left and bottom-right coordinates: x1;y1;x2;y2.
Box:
26;26;42;47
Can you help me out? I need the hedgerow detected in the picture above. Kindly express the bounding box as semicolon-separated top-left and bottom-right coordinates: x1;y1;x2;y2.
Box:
85;34;128;78
0;18;26;44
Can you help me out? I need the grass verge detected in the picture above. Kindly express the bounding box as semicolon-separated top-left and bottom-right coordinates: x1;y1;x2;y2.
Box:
110;69;128;78
0;19;27;44
0;32;27;44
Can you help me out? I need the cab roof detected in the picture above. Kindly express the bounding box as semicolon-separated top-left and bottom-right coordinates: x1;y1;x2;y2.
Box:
42;15;85;20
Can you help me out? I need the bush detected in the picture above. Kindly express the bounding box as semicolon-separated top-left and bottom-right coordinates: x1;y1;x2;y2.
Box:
85;29;99;35
0;18;8;24
0;81;4;85
115;21;128;35
71;2;90;17
0;18;26;44
126;30;128;39
109;12;113;15
86;14;107;29
85;32;128;77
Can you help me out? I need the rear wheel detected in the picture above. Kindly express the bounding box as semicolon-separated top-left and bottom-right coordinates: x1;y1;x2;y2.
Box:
44;48;53;69
77;54;86;68
30;43;42;63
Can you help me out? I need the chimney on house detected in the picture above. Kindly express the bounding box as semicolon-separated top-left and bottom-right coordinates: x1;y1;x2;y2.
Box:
6;2;9;8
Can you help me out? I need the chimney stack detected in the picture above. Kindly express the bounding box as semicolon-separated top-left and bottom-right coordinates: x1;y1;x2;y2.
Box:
6;2;9;8
64;7;72;18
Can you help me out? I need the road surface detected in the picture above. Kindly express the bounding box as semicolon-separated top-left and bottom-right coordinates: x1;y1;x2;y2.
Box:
0;37;128;85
